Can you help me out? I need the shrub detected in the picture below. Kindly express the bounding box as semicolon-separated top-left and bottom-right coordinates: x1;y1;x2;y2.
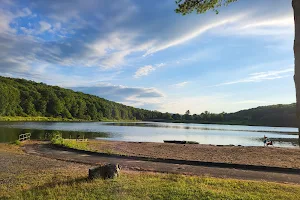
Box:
12;140;21;145
51;132;63;145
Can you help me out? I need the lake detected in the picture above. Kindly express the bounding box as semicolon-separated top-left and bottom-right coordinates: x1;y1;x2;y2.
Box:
0;121;299;147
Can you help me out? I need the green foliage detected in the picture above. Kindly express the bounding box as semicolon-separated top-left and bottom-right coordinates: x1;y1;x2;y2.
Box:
61;139;88;150
0;76;171;121
224;103;298;127
51;132;64;145
11;140;21;145
175;0;238;15
0;83;20;116
167;104;297;127
50;132;88;150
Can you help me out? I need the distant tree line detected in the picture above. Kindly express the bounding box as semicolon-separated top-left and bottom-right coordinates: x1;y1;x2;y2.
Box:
163;104;297;127
0;76;297;127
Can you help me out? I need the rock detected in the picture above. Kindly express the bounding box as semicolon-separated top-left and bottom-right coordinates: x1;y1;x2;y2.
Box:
89;163;120;179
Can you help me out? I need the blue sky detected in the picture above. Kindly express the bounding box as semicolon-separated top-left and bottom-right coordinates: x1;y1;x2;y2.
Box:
0;0;295;114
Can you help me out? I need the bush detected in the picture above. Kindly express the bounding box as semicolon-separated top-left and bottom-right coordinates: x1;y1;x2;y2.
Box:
12;140;21;145
51;132;63;145
50;132;88;150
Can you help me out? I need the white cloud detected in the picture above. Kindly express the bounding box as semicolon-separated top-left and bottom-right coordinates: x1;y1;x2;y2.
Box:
39;21;52;33
218;14;294;38
216;67;294;86
155;63;166;68
172;81;189;88
0;7;32;33
72;84;165;109
241;15;293;29
86;32;154;69
144;13;247;56
134;65;155;78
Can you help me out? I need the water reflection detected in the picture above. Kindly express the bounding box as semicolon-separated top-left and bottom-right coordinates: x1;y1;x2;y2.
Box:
104;122;298;134
0;127;111;143
0;121;298;147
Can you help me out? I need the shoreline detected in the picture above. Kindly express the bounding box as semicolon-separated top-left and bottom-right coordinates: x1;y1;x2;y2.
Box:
146;119;299;128
0;116;298;129
0;116;140;123
56;139;300;169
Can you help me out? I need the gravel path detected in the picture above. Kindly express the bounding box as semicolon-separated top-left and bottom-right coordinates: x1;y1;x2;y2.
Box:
23;142;300;184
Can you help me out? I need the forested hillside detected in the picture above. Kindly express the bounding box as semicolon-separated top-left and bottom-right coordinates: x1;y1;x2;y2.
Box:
0;76;166;120
149;103;297;127
0;76;297;127
224;104;297;127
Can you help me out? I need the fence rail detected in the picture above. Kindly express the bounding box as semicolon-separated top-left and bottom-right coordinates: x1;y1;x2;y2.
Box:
19;133;31;141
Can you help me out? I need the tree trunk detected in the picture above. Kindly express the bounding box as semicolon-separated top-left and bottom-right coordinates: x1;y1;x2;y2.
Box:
293;0;300;139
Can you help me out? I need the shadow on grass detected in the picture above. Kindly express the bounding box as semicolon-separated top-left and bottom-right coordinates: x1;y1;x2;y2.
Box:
27;176;92;194
1;177;95;200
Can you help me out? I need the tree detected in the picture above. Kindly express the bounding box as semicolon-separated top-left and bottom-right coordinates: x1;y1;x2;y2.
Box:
175;0;300;134
175;0;237;15
185;110;190;115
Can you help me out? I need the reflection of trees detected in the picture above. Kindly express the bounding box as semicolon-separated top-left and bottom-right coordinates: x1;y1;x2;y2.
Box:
0;127;111;142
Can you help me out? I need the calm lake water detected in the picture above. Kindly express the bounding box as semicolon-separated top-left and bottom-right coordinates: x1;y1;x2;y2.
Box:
0;122;299;147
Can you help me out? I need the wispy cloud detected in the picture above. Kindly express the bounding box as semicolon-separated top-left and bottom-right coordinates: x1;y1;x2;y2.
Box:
72;84;165;109
134;65;155;78
215;68;293;86
218;14;294;38
39;21;52;33
144;13;247;56
155;63;166;68
172;81;189;88
241;15;293;29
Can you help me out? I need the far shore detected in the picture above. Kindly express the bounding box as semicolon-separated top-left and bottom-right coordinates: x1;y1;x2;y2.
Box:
0;116;299;129
0;116;140;123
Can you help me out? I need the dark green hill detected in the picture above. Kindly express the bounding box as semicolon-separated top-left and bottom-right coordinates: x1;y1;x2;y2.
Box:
0;76;164;121
224;104;297;127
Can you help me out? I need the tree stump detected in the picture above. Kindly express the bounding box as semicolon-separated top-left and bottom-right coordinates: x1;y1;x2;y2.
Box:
89;163;120;179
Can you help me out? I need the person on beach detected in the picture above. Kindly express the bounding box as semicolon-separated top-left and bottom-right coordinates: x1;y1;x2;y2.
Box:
263;135;273;146
263;135;267;146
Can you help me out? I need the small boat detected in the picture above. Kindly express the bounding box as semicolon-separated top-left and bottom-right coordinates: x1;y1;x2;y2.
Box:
163;140;199;144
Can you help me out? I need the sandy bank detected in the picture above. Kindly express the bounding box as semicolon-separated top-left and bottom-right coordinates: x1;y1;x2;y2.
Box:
85;140;300;169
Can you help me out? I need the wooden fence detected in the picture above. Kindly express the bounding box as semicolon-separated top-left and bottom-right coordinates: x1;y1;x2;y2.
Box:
19;133;31;141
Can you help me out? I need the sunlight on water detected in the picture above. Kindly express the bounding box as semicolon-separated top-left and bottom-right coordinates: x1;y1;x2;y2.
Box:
0;122;298;147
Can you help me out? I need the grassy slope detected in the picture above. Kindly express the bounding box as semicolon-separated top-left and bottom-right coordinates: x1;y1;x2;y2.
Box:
1;143;300;200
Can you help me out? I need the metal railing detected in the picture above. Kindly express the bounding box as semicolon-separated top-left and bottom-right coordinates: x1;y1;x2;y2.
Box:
19;133;31;141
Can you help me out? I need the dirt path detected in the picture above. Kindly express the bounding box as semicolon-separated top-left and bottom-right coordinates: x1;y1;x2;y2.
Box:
23;143;300;184
86;140;300;169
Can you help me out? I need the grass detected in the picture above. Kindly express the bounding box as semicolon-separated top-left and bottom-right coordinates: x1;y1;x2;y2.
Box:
10;139;21;145
0;116;140;122
5;171;300;200
1;143;300;200
52;137;119;155
51;134;89;151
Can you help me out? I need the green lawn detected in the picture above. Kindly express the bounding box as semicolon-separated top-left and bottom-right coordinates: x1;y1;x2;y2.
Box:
2;143;300;200
8;173;300;200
